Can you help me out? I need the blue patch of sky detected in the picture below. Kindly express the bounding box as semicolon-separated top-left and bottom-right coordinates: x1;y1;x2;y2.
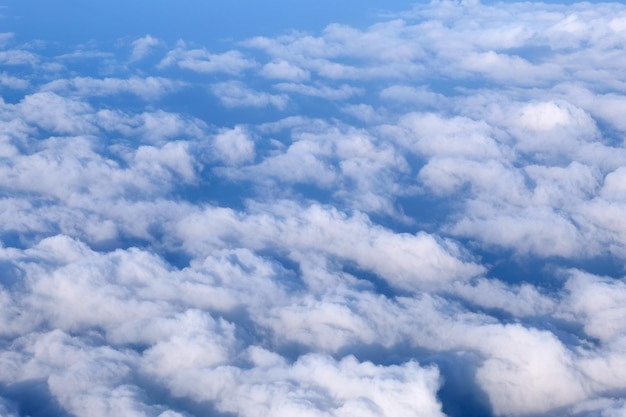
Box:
595;118;626;148
0;381;71;417
3;1;422;45
173;174;252;210
0;259;24;290
474;245;626;288
341;263;412;298
0;87;26;104
434;352;493;417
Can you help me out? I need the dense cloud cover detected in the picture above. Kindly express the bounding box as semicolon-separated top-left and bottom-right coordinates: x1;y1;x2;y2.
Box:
1;1;626;416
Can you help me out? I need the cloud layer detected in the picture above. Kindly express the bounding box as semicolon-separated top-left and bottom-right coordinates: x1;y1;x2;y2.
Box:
2;1;626;416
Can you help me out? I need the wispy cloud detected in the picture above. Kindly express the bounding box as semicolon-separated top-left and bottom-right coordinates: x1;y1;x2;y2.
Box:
211;80;288;109
159;42;256;74
41;76;184;100
274;82;363;100
130;34;161;62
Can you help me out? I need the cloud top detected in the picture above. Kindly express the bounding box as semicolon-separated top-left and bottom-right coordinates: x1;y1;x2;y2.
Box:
3;2;626;417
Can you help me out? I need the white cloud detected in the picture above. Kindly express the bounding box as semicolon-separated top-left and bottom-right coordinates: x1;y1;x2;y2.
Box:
0;232;455;417
379;85;446;108
504;100;600;160
56;49;115;61
392;112;504;160
211;80;288;109
130;34;161;62
526;162;601;207
0;32;14;47
133;141;197;183
159;43;255;74
260;60;310;81
459;50;562;85
0;72;28;89
41;76;183;100
473;324;589;415
275;82;363;100
451;278;556;317
175;201;485;291
246;20;426;80
341;104;384;124
558;270;626;343
600;167;626;198
0;49;38;65
573;398;626;417
451;202;586;258
213;125;256;165
150;351;445;417
418;158;526;199
0;133;197;202
390;296;600;416
219;118;412;216
96;108;208;144
555;84;626;133
17;92;97;135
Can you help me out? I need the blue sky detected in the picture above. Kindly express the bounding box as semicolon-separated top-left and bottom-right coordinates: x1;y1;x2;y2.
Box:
4;1;415;43
2;1;626;417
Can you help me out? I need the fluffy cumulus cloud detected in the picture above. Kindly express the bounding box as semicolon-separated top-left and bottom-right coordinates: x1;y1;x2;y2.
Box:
3;1;626;417
212;125;256;165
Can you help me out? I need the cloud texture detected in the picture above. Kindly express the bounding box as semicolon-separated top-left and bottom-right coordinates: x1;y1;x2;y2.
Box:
2;1;626;416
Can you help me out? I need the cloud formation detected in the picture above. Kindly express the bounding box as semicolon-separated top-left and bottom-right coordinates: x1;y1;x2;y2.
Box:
3;1;626;417
41;76;182;99
159;42;256;75
130;35;161;62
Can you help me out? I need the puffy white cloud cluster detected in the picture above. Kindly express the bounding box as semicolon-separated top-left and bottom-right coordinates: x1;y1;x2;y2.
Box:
3;2;626;417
